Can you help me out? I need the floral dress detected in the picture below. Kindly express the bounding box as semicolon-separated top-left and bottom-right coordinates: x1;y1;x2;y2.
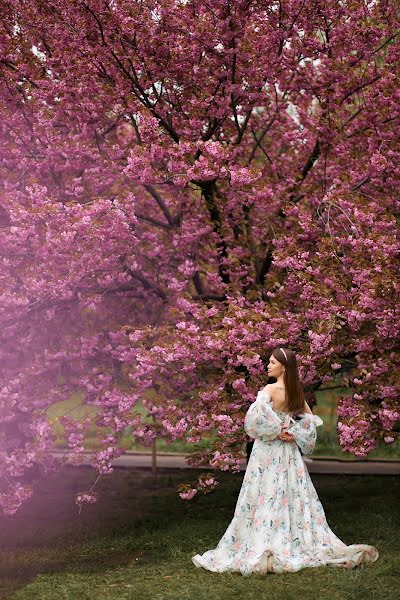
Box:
192;388;379;575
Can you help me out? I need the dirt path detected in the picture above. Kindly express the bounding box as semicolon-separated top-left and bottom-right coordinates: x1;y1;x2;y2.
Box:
49;450;400;475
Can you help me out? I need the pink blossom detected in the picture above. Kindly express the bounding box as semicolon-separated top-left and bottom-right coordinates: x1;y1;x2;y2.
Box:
179;489;197;500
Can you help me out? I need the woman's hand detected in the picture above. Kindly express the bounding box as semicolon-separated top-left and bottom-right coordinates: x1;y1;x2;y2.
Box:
277;429;295;443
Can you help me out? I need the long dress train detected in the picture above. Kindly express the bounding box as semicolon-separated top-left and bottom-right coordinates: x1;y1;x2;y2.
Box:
192;388;379;575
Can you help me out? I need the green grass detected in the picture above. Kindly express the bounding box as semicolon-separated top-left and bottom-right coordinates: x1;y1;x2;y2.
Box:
1;467;399;600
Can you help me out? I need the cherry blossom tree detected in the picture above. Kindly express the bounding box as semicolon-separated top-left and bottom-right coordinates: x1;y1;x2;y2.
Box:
0;0;399;514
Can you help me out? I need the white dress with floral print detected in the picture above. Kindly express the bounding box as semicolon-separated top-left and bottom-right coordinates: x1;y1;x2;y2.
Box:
192;388;379;575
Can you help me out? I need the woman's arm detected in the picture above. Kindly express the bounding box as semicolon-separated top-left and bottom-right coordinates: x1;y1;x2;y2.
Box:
288;413;323;454
244;391;282;440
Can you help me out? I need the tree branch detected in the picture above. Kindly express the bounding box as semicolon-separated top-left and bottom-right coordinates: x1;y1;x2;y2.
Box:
119;256;167;301
142;184;180;226
135;212;172;229
191;293;226;301
200;182;230;286
349;30;400;67
258;248;273;285
192;271;205;296
351;177;371;191
340;75;382;105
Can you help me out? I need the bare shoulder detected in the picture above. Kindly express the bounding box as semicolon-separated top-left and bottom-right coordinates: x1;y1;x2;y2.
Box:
303;401;313;414
263;383;289;399
262;383;276;395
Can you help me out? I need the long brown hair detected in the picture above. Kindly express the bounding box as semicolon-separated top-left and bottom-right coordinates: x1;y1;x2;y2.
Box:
271;347;305;414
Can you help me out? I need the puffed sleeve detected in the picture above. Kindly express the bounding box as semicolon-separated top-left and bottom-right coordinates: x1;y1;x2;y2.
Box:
244;390;282;441
288;413;323;455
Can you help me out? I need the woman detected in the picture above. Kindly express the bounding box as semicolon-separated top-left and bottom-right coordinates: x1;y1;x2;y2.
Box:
192;347;379;575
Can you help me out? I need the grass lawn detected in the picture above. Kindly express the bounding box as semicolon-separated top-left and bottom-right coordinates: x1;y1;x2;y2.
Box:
1;466;399;600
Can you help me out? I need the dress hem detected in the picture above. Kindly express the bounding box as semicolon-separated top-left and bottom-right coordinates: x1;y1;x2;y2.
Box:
192;544;379;575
